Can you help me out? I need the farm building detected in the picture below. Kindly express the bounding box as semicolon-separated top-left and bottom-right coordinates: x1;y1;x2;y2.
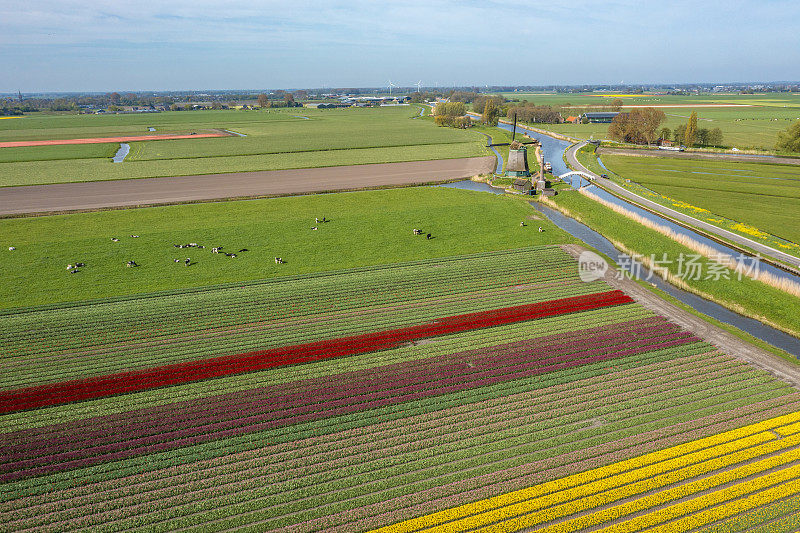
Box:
512;179;532;194
505;147;531;178
580;112;621;123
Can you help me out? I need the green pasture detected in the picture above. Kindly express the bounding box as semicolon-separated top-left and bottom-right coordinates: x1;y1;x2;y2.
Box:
0;107;489;184
0;143;117;163
501;92;800;108
0;108;298;142
0;187;572;308
498;93;800;150
0;143;487;187
545;192;800;337
597;154;800;247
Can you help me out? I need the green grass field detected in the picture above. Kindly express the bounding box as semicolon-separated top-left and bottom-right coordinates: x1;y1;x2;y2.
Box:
544;191;800;337
499;93;800;150
595;153;800;251
0;186;572;308
0;107;489;186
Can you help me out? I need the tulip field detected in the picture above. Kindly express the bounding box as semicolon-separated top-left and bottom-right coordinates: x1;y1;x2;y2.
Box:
1;245;798;531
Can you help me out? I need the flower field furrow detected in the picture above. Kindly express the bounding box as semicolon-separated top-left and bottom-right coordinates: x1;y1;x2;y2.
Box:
0;290;632;414
1;352;788;510
0;317;671;446
0;335;696;482
0;321;686;463
370;414;800;533
0;304;655;433
3;338;712;479
5;282;605;388
0;350;733;517
696;493;800;533
307;399;800;533
12;364;753;525
2;247;796;532
69;382;789;532
7;388;800;528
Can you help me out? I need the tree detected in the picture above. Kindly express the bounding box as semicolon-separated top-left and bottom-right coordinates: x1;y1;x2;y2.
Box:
607;108;665;145
776;120;800;153
706;128;723;147
674;124;687;145
284;93;295;107
257;94;268;108
660;127;671;142
697;128;709;146
481;99;499;125
611;98;624;111
684;111;698;147
109;92;121;105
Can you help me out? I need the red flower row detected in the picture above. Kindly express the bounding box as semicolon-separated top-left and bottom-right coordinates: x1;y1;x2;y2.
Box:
0;290;632;414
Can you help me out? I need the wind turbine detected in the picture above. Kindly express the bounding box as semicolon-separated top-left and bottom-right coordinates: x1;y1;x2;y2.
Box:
388;80;396;96
415;80;423;93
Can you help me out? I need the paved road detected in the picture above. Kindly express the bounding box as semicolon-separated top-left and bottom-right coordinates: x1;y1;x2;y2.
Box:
565;142;800;270
561;244;799;388
0;157;495;216
597;147;800;166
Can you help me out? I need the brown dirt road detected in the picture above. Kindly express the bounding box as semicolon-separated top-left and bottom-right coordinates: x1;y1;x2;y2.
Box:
597;147;800;165
561;244;800;389
0;156;496;216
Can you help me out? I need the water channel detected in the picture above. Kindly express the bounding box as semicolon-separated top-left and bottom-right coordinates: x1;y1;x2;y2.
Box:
493;121;799;285
437;133;800;357
112;143;130;163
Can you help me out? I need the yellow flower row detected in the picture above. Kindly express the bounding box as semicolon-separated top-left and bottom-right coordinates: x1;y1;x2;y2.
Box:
776;420;800;437
372;412;800;533
604;460;800;532
479;436;800;533
447;432;776;533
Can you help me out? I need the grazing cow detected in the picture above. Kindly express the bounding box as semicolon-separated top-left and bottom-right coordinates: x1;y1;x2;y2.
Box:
185;258;191;266
426;233;431;240
76;262;85;267
126;261;138;267
198;245;205;249
315;218;319;224
67;264;73;270
130;235;139;238
322;217;327;223
174;259;180;263
69;269;79;274
520;222;525;227
311;226;318;231
538;227;544;233
212;247;220;253
8;246;15;251
111;238;119;242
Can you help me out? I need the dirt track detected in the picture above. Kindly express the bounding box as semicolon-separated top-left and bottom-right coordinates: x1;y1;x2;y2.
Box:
597;147;800;165
0;156;496;216
0;133;227;148
561;244;799;388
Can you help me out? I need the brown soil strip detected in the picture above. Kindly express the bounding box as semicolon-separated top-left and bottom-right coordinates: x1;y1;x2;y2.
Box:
0;157;496;216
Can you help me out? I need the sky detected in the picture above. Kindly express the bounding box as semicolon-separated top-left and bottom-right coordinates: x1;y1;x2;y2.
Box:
1;0;799;92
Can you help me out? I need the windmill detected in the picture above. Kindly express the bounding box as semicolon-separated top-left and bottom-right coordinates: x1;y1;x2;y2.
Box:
387;80;396;96
415;80;423;93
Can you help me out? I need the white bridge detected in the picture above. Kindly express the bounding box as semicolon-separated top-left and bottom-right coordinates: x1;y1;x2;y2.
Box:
559;171;595;187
